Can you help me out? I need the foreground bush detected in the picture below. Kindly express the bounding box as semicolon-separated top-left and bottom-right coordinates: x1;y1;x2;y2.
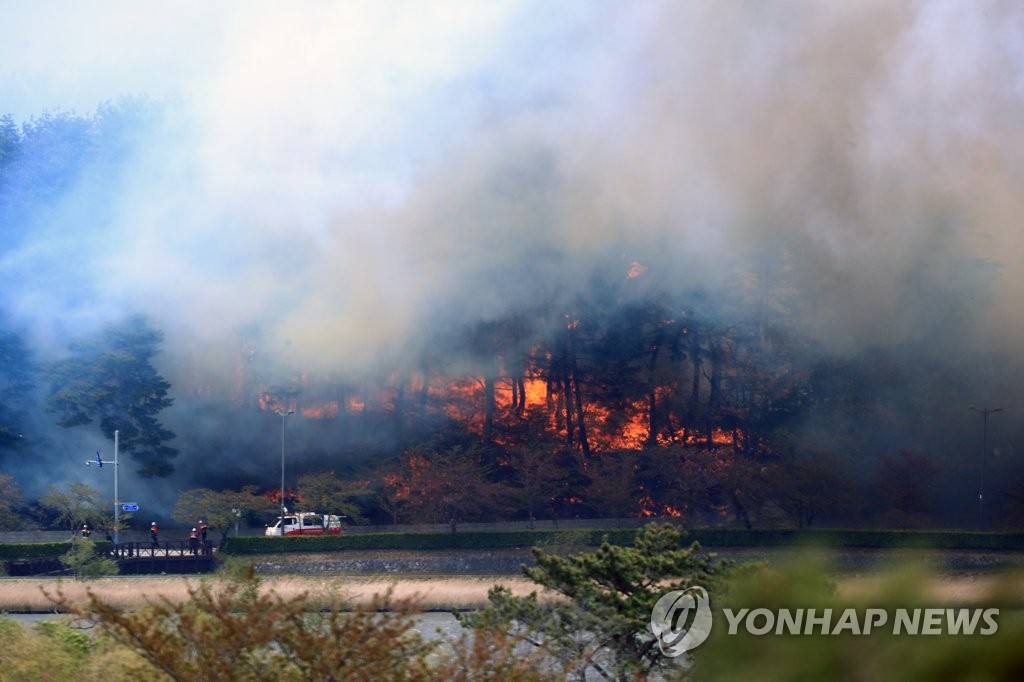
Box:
0;616;151;682
44;565;561;681
25;524;1024;680
459;523;737;681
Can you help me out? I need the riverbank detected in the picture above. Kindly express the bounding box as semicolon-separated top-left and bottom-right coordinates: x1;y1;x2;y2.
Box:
5;546;1024;614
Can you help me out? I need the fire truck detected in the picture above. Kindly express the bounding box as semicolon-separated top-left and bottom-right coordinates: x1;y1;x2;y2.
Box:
264;512;344;536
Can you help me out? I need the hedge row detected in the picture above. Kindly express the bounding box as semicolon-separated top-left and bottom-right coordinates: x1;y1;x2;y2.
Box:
220;529;639;555
0;540;112;560
3;529;1024;559
219;527;1024;555
0;542;73;560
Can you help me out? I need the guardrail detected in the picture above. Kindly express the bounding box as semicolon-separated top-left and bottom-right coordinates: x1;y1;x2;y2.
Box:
108;539;214;559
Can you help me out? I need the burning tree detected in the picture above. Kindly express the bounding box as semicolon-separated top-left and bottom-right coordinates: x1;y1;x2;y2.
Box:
381;444;514;530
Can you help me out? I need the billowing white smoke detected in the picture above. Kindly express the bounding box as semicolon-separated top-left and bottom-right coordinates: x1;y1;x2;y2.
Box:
2;1;1024;509
4;1;1024;379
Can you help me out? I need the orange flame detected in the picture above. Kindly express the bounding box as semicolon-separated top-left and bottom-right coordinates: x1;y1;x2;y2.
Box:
639;495;685;518
302;402;339;419
258;392;294;414
627;261;647;278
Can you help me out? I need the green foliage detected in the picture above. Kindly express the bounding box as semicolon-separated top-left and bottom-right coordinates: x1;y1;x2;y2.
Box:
296;470;372;523
44;314;177;477
174;485;278;546
34;619;93;656
0;472;28;530
40;481;110;532
215;554;261;582
221;527;1024;556
533;528;604;553
60;536;119;580
458;523;735;681
0;541;74;559
0;615;151;682
221;528;639;554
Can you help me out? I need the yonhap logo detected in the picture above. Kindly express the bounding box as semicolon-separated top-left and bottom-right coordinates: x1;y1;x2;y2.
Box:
650;586;713;656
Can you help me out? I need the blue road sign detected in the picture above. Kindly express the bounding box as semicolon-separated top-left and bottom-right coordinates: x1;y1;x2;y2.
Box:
122;503;139;512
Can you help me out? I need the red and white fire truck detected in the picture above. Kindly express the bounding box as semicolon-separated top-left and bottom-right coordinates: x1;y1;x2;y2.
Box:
264;512;344;536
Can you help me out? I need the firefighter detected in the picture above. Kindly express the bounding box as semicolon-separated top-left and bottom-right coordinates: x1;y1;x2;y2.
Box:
80;523;91;539
150;521;159;547
188;527;199;555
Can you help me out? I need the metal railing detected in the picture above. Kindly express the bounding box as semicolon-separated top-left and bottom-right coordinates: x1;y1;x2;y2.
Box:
107;539;214;559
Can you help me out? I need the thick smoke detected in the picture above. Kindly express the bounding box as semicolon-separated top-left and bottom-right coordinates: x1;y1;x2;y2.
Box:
2;1;1024;515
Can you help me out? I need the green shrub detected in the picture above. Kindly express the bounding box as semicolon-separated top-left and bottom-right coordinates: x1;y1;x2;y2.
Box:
60;537;119;580
220;529;639;554
219;528;1024;555
0;541;74;559
45;571;560;681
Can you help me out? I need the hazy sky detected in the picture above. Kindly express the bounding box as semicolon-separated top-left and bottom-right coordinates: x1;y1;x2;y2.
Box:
3;0;1024;377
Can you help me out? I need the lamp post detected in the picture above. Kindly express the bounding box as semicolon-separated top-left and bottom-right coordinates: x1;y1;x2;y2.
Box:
275;409;295;514
85;429;120;544
970;407;1003;531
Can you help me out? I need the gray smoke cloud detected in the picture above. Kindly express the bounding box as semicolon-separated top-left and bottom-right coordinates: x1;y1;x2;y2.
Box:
3;1;1024;512
5;0;1023;370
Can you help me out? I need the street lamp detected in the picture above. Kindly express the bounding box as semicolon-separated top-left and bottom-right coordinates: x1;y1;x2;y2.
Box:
970;407;1003;531
85;429;119;544
275;409;295;514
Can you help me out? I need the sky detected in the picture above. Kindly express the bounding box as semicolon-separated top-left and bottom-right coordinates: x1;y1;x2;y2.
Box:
3;1;1024;506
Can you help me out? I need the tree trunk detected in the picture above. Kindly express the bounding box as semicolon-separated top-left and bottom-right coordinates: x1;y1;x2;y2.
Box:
686;330;701;444
483;374;496;443
563;375;575;449
646;342;661;449
416;364;430;426
567;325;590;459
705;342;721;446
394;374;405;443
